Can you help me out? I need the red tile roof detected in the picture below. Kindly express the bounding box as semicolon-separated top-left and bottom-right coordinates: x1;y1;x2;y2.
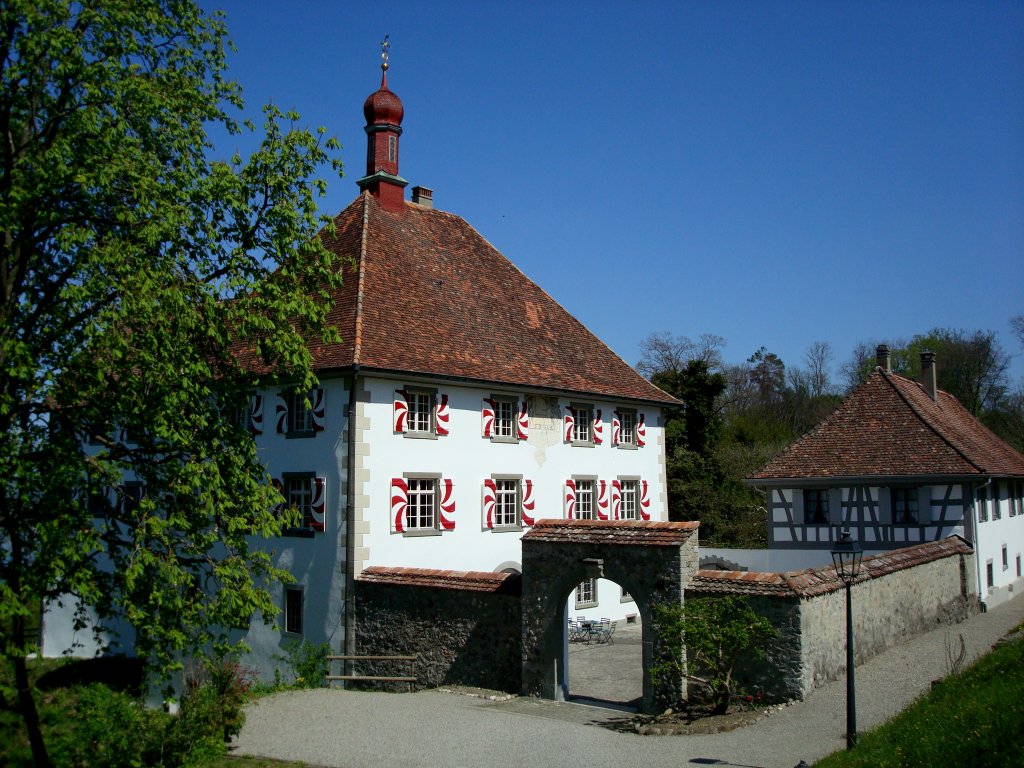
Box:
748;369;1024;481
522;518;699;546
306;193;677;405
357;566;519;594
688;536;973;598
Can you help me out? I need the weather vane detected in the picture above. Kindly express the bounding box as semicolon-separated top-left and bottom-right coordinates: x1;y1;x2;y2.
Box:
380;34;390;73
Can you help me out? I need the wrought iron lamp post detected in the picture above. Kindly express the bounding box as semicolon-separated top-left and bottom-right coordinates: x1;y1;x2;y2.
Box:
831;531;863;750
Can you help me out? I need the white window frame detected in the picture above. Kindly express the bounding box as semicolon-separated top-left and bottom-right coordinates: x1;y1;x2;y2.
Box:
575;478;595;520
286;389;315;436
575;578;597;609
618;409;637;449
405;389;436;437
619;478;638;520
283;472;315;534
491;396;517;442
404;474;440;534
570;403;593;446
493;477;521;529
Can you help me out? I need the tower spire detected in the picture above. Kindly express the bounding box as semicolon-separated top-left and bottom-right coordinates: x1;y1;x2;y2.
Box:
357;36;407;212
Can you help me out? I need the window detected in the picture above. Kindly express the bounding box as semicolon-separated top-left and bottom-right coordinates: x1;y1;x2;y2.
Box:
977;485;989;523
284;587;303;636
388;134;397;163
1002;545;1009;571
571;404;592;445
986;560;994;590
284;474;315;532
406;478;437;530
120;482;146;516
575;579;597;609
803;489;829;524
287;390;315;434
620;480;638;520
407;390;434;434
891;488;919;524
575;479;594;520
494;479;519;528
1017;554;1021;579
992;482;1002;520
493;399;514;439
1011;482;1023;517
617;409;636;448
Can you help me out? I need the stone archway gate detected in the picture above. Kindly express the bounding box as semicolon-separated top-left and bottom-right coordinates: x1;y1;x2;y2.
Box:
520;519;699;714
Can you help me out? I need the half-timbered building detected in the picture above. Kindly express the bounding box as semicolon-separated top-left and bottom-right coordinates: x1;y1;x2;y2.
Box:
747;345;1024;607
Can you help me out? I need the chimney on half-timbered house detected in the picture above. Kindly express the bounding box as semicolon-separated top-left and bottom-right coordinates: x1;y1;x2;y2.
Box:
357;36;408;212
876;344;891;373
921;350;937;401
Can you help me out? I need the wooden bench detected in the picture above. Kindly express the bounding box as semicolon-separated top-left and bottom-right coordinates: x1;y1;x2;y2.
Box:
326;655;418;691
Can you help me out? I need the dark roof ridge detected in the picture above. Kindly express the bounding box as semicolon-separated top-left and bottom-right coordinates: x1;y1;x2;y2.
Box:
879;368;984;473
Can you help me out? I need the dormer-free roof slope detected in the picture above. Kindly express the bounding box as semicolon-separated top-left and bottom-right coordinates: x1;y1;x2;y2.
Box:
309;192;677;405
749;368;1024;481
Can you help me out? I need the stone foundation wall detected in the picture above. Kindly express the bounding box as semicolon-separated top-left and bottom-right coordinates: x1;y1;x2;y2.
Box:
354;568;521;692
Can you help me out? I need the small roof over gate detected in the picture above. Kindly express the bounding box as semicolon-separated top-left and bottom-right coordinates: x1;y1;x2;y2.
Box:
522;518;699;546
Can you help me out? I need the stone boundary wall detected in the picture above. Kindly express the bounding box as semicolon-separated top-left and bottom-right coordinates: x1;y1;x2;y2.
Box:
687;537;978;702
354;567;522;692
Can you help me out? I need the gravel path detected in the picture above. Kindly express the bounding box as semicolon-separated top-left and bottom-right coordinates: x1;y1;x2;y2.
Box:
232;593;1024;768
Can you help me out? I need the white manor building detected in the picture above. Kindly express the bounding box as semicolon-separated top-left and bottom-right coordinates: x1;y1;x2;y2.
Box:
43;65;677;674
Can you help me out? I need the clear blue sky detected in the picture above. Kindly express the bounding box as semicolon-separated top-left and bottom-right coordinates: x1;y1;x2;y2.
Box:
202;0;1024;386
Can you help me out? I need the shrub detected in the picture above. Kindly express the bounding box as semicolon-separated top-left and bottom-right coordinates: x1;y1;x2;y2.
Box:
276;640;329;689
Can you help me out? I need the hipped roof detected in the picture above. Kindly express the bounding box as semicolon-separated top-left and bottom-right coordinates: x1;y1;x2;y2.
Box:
749;368;1024;482
305;192;677;405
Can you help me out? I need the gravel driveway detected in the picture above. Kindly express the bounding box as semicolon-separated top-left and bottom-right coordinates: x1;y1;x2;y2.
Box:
232;593;1024;768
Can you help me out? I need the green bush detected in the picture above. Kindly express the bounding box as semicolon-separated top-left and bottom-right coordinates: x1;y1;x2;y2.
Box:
276;641;329;689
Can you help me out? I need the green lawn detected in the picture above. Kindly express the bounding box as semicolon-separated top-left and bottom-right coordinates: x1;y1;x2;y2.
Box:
814;632;1024;767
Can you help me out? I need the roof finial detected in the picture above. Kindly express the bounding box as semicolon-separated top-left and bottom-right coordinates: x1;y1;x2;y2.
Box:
380;34;390;74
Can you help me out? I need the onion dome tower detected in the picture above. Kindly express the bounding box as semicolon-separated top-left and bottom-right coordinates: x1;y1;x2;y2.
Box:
356;36;408;212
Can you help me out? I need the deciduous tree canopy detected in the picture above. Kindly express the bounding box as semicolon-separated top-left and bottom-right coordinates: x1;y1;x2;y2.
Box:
0;2;343;763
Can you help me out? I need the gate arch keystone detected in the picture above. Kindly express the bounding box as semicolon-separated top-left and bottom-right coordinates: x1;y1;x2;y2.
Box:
520;519;699;713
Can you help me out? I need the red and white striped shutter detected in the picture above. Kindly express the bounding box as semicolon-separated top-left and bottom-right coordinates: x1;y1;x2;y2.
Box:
564;479;577;519
517;400;529;440
611;480;622;520
611;411;620;446
393;389;409;433
439;478;456;530
592;410;603;445
596;480;609;520
482;478;497;530
249;394;264;435
481;398;496;437
311;477;326;531
521;479;536;526
311;388;326;432
275;398;288;434
435;394;450;436
636;413;646;447
639;479;651;520
563;407;575;443
390;478;408;532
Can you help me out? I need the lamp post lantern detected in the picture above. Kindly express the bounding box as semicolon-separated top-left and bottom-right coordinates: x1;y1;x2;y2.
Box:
832;531;863;750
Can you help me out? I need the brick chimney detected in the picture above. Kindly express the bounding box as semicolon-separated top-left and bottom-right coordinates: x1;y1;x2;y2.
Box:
411;186;433;209
876;344;891;373
920;351;937;401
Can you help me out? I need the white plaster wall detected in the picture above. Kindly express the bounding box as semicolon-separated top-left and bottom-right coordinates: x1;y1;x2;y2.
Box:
359;376;666;621
973;486;1024;607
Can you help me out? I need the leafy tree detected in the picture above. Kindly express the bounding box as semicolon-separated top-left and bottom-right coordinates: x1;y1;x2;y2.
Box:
0;1;342;764
651;595;777;714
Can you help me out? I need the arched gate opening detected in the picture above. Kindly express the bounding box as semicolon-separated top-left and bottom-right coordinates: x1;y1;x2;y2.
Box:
520;519;699;714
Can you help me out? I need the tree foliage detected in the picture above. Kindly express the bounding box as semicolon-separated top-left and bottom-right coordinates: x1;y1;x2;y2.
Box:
0;2;343;763
651;595;777;714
